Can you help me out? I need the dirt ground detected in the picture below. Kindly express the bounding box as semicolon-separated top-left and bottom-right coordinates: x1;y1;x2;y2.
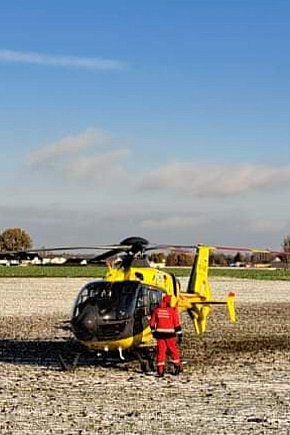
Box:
1;277;290;434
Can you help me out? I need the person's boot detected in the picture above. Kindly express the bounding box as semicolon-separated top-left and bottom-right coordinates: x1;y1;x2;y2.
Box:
173;365;181;376
148;349;155;373
157;367;164;377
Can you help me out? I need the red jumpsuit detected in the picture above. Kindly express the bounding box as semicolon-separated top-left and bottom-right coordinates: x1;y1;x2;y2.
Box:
149;295;182;376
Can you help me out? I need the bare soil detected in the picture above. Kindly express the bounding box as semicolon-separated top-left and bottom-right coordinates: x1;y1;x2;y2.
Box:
1;278;290;434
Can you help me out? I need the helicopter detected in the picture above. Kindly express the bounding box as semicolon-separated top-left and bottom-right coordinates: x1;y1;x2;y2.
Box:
66;236;237;370
1;236;237;371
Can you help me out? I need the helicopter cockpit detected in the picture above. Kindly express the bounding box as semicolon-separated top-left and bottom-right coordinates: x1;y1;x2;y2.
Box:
71;280;163;342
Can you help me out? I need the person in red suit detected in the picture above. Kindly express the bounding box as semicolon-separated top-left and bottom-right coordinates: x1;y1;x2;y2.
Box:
149;294;182;377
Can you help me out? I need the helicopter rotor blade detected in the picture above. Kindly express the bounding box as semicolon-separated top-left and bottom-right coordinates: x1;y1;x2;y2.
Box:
0;245;131;256
88;249;126;263
1;237;288;261
212;245;290;256
145;244;196;252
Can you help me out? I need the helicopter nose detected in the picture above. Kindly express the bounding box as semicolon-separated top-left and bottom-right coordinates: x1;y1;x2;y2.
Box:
82;314;97;332
72;305;98;340
76;315;97;339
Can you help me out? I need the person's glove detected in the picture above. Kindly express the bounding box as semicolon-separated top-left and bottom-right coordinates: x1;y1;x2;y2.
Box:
177;333;183;345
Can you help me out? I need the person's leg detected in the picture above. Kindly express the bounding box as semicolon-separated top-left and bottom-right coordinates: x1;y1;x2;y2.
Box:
147;347;155;373
168;337;181;375
156;339;166;376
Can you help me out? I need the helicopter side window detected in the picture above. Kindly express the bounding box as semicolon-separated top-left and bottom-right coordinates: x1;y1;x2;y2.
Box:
136;286;147;308
136;286;151;316
117;282;138;318
148;288;163;312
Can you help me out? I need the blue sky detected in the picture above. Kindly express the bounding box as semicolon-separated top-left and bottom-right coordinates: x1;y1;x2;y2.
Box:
0;0;289;248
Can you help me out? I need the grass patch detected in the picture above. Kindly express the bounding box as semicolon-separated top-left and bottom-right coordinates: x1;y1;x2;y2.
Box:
0;265;290;280
163;267;290;280
209;267;290;281
0;265;107;278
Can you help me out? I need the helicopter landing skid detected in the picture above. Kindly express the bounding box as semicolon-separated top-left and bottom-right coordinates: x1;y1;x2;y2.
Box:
57;352;82;371
56;347;155;372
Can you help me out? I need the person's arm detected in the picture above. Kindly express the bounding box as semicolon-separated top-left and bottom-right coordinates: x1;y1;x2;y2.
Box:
173;308;183;344
149;309;156;332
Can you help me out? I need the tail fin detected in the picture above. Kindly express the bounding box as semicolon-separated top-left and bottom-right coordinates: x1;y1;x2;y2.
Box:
187;245;212;299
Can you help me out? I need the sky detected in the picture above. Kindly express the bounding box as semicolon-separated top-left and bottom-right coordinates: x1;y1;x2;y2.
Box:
0;0;289;249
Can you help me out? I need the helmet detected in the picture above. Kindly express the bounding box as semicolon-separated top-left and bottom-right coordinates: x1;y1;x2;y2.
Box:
162;294;171;307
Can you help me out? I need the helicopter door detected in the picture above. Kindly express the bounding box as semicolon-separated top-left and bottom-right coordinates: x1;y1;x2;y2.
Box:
133;286;150;336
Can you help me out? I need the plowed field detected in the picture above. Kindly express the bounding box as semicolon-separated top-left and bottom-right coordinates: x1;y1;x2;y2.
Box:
1;278;290;434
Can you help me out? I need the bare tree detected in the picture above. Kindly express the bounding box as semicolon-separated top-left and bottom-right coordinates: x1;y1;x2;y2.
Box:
282;235;290;267
213;253;228;267
0;228;33;251
165;252;178;266
283;235;290;253
149;253;166;264
165;252;193;266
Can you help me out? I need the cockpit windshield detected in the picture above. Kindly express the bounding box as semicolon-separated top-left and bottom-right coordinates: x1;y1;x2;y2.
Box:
73;281;139;320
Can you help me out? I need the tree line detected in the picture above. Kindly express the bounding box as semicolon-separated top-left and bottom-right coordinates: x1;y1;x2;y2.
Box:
150;235;290;267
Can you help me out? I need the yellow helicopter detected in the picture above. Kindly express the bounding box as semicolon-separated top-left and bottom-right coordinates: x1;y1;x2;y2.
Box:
67;236;236;369
3;236;237;371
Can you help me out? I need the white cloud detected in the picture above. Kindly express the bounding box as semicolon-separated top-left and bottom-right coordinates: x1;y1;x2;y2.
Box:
65;149;130;185
26;133;290;199
13;129;290;248
247;219;288;234
1;203;288;249
25;128;132;189
140;162;290;197
0;49;128;71
27;128;112;166
140;215;200;229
